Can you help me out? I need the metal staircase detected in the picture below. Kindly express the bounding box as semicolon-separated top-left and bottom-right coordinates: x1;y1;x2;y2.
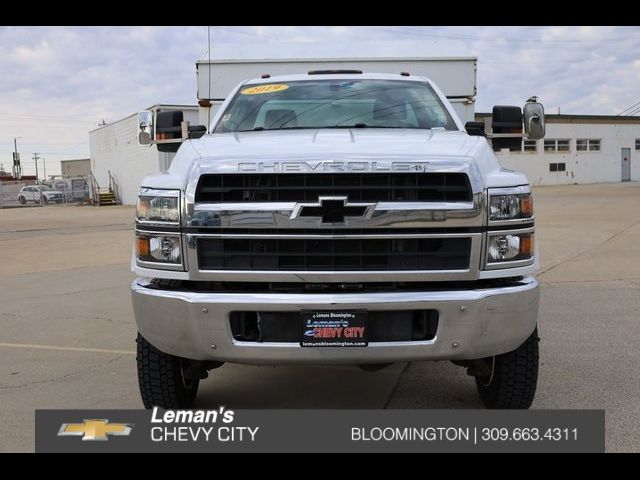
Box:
98;188;117;205
89;171;120;206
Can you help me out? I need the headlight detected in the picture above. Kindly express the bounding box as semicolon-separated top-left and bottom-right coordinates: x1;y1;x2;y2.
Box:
486;231;534;268
136;188;180;224
488;187;533;223
136;233;182;266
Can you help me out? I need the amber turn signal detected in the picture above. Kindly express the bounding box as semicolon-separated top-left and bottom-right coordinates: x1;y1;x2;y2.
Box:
136;236;150;257
519;234;534;256
520;196;533;217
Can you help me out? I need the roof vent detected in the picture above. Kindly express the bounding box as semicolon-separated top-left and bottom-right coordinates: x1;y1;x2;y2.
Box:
261;73;271;79
308;69;363;75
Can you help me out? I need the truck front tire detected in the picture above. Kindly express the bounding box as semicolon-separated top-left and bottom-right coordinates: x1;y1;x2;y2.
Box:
474;328;539;409
136;333;200;409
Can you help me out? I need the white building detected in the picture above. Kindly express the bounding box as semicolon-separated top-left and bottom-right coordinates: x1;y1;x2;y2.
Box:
476;113;640;185
60;158;91;177
90;106;640;206
89;104;198;205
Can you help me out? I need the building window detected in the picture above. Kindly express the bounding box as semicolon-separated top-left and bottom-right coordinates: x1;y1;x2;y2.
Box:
523;140;537;152
635;139;640;150
577;139;601;151
549;163;566;172
544;139;571;152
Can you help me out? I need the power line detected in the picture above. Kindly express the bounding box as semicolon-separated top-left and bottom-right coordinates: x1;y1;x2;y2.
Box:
625;105;640;116
0;140;86;145
214;25;639;44
33;152;40;181
213;26;264;38
207;25;212;129
380;26;638;44
0;118;97;127
0;151;87;156
618;100;640;115
0;113;96;124
376;27;640;44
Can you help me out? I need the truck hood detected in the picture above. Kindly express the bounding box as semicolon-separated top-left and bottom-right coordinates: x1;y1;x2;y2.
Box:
147;128;529;191
190;129;480;159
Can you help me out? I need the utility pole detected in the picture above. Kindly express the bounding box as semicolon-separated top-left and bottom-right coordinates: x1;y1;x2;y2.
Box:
33;153;40;181
42;157;46;180
12;137;22;179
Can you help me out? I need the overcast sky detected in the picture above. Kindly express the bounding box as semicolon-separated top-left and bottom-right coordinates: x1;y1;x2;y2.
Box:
2;25;639;176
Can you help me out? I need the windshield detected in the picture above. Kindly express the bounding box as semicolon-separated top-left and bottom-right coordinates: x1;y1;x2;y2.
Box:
214;79;457;133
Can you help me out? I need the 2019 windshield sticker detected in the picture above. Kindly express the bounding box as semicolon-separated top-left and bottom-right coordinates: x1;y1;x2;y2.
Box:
240;84;289;95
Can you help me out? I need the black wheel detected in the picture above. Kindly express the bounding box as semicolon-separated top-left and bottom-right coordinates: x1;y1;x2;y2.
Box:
475;328;539;409
136;333;200;409
18;196;26;205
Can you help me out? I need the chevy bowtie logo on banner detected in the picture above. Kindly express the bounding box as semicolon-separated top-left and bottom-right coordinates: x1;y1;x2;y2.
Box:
58;419;133;441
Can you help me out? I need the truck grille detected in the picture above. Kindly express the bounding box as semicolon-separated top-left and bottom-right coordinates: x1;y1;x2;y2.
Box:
197;237;471;271
195;173;472;203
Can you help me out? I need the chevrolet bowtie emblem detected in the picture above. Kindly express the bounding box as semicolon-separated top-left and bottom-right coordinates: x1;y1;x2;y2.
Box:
58;419;133;441
291;196;376;224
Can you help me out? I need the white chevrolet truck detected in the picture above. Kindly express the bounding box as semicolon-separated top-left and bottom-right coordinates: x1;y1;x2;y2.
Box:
132;70;545;409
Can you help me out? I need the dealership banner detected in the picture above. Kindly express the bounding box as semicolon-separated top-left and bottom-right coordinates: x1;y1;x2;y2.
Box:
36;409;604;453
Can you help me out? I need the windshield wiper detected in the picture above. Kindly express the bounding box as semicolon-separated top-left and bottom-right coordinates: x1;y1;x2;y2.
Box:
236;125;423;132
237;126;312;132
332;124;420;129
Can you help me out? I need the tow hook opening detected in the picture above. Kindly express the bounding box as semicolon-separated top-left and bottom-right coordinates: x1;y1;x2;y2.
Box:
451;359;493;378
358;363;394;372
181;360;224;381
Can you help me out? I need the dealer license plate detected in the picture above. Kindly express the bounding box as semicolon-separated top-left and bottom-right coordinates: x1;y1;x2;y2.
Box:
300;311;368;347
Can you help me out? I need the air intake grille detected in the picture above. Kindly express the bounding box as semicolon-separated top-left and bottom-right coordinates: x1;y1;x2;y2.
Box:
197;237;471;271
195;173;472;203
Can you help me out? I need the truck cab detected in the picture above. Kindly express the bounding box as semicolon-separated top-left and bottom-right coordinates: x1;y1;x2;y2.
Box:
132;71;545;409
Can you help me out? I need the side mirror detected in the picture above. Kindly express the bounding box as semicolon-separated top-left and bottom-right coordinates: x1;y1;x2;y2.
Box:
465;121;485;136
188;125;207;139
491;105;523;151
523;99;545;139
137;111;154;146
137;110;208;153
156;111;185;153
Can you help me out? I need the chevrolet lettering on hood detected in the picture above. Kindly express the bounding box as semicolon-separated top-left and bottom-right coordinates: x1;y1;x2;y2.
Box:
238;161;430;172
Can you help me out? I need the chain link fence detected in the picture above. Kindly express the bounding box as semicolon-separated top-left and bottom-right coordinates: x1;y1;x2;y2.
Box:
0;177;91;208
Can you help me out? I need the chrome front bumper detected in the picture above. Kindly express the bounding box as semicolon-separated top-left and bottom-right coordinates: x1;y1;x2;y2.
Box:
131;277;539;364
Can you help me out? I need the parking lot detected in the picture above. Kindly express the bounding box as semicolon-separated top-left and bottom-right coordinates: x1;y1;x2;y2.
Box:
1;182;639;452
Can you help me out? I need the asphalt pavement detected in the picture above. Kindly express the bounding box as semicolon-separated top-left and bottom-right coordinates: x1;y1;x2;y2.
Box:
1;183;639;452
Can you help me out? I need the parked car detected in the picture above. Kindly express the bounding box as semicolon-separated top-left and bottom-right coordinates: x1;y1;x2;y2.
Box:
17;185;65;205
